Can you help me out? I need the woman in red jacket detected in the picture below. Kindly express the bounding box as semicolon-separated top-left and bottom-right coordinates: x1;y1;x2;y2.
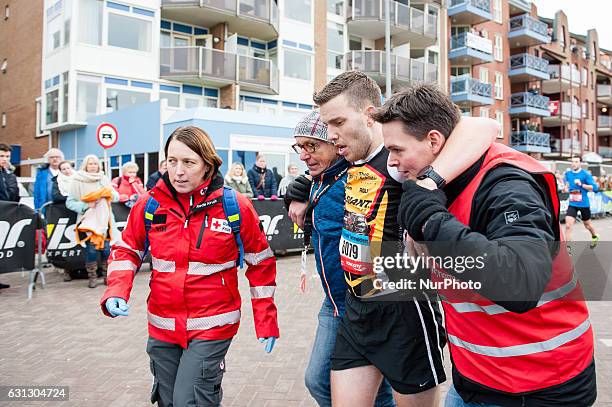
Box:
111;161;146;208
101;126;279;407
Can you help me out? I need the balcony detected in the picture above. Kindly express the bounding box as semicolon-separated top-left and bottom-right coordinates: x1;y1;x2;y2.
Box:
160;0;279;41
507;14;551;47
597;84;612;105
542;101;581;127
511;131;551;153
160;47;279;94
598;115;612;136
347;0;437;48
508;53;549;82
542;65;581;94
548;138;582;156
450;75;493;106
508;0;531;15
345;51;438;90
449;32;493;65
448;0;491;25
509;92;550;117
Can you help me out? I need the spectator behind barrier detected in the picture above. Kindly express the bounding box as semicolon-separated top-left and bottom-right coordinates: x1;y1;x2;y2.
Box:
0;143;19;203
146;159;167;191
52;161;75;203
66;154;119;288
277;163;299;197
34;148;64;210
224;162;253;198
247;153;278;200
112;161;146;208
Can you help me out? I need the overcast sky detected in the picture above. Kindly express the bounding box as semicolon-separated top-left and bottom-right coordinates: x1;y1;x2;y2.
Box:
533;0;612;50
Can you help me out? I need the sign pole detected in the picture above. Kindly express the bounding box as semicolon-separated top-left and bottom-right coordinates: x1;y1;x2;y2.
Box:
104;149;109;177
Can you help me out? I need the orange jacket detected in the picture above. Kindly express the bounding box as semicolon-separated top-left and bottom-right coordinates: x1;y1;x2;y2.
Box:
100;175;279;348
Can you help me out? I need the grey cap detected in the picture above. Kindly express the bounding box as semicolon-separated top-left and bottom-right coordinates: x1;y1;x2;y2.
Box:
293;109;329;142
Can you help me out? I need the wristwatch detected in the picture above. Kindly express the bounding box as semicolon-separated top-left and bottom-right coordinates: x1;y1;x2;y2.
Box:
416;166;446;189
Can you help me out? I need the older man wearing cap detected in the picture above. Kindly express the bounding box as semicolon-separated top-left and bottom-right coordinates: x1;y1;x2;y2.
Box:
285;110;396;407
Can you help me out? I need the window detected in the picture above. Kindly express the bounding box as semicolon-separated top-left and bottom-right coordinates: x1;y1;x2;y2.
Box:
582;68;588;86
328;0;343;16
5;5;9;19
428;50;439;66
451;66;470;77
78;0;102;45
494;72;503;100
582;100;587;119
349;35;362;51
480;108;489;118
64;0;71;45
160;92;180;108
108;13;151;51
479;68;489;84
327;22;344;70
106;88;150;112
494;34;503;61
1;59;6;73
495;111;504;138
46;89;59;125
493;0;502;23
284;49;312;80
62;72;69;122
285;0;311;24
76;75;100;121
1;113;6;128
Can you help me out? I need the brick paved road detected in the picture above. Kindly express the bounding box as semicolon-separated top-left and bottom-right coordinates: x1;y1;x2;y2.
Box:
1;218;611;406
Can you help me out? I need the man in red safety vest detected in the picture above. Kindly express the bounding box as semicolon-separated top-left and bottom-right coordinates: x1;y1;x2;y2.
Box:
373;84;596;407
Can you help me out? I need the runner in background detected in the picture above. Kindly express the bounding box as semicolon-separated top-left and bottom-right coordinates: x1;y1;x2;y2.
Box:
564;156;599;246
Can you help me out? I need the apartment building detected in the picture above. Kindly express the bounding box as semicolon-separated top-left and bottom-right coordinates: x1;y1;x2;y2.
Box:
0;0;45;176
594;41;612;161
23;0;444;181
447;0;612;163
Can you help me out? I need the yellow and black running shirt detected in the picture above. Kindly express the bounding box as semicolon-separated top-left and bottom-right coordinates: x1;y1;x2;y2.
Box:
340;145;404;298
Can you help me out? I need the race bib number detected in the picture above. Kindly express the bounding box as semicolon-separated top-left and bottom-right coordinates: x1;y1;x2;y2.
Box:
340;228;372;275
569;191;582;203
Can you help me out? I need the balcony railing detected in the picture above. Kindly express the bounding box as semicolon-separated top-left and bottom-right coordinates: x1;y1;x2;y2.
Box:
509;14;548;37
599;116;612;128
511;131;551;151
160;47;277;92
349;0;437;38
161;0;279;33
598;84;612;97
449;0;490;14
345;51;438;83
510;92;550;110
510;53;548;73
451;32;493;55
547;65;581;83
451;75;492;98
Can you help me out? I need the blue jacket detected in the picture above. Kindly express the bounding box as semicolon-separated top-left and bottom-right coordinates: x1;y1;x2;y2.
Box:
34;164;54;209
247;165;277;197
310;158;350;316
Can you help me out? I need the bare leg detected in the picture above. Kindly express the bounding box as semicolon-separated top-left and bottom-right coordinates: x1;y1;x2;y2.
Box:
565;216;576;242
393;386;440;407
331;365;383;407
583;220;597;237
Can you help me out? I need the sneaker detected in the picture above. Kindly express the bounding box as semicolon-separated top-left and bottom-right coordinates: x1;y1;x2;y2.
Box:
590;235;599;249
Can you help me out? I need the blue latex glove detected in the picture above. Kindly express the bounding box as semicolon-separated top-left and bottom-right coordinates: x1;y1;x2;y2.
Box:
105;297;130;317
258;337;277;353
